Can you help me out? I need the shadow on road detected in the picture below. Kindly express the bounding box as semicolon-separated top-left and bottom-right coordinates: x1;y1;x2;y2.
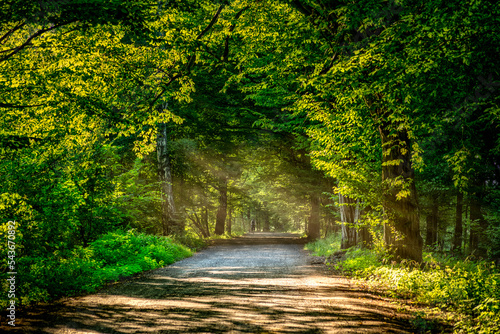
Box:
10;233;446;333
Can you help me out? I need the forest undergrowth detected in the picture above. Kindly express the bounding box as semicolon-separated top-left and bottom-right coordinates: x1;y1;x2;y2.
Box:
306;233;500;334
0;229;193;308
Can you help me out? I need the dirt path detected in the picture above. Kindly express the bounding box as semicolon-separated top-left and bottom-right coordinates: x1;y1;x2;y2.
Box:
12;233;420;333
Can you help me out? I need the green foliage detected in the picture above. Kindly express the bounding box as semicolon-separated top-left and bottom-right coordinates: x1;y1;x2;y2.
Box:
112;157;162;232
304;233;341;257
15;246;103;305
91;229;191;269
0;230;191;308
319;245;499;333
338;248;382;275
373;256;500;334
172;231;208;251
1;1;500;330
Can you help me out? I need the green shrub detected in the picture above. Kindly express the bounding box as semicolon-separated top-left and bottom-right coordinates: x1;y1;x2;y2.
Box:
92;229;191;267
340;248;381;275
0;230;192;308
304;233;341;257
305;238;500;333
172;232;207;251
385;259;499;333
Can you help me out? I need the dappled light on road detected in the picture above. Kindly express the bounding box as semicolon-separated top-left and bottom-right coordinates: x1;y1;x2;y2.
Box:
18;233;415;333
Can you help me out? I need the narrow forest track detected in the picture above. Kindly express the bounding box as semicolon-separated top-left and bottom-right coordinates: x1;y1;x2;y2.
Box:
13;233;422;333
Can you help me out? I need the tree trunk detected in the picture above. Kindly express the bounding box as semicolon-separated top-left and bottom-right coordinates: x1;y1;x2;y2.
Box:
323;194;337;237
157;121;183;236
339;193;359;249
425;194;439;247
263;210;270;232
379;125;423;262
358;226;372;248
226;201;232;235
453;191;463;252
247;207;252;232
324;216;336;237
308;193;321;239
203;206;210;237
214;176;228;235
464;203;469;252
358;206;373;248
469;188;488;258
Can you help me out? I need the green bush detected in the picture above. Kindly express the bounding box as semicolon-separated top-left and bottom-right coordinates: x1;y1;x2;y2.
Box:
304;233;341;257
12;247;104;306
373;256;500;333
92;229;191;268
305;237;500;334
0;230;192;308
339;248;381;275
172;232;208;251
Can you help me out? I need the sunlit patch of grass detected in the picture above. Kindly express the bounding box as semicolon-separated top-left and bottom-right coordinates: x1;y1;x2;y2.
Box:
304;233;341;256
305;235;500;333
370;258;500;333
208;232;239;240
337;248;381;274
0;230;192;308
336;249;499;333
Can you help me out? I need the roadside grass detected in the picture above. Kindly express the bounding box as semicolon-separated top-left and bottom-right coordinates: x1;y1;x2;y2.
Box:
306;234;500;334
173;230;246;250
304;232;341;257
1;229;192;308
208;231;244;239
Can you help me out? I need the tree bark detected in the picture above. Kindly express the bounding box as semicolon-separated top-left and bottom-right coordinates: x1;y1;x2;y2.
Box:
358;206;373;248
339;193;359;249
358;226;372;248
226;200;232;235
379;125;423;262
308;193;321;240
157;121;183;236
453;191;463;252
324;193;340;237
247;207;252;232
263;210;270;232
214;176;228;235
425;194;439;246
203;206;210;237
469;186;488;258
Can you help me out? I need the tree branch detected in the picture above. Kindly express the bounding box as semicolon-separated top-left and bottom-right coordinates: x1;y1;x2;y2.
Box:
223;6;249;62
0;102;44;109
290;0;314;16
186;4;225;74
0;21;76;62
0;21;26;45
150;4;225;110
149;73;182;108
197;5;225;40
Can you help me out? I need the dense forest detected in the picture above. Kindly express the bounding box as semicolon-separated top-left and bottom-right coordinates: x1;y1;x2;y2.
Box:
1;0;499;332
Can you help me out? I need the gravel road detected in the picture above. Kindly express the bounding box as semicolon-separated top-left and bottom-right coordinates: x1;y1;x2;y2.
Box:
10;232;420;333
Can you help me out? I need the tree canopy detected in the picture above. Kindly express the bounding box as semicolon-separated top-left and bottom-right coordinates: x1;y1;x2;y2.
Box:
1;0;500;271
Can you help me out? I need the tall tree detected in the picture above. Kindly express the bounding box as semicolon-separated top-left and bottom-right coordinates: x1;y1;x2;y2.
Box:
157;112;182;235
339;193;360;249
